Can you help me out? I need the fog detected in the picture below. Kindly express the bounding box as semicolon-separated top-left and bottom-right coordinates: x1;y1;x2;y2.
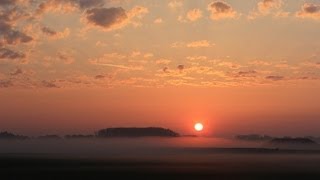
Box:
2;137;320;179
1;137;320;160
0;137;253;155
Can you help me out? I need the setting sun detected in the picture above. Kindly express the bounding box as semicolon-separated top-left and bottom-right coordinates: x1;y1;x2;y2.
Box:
194;123;204;132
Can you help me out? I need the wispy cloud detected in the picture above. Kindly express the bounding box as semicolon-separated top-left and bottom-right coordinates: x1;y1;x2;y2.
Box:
41;27;70;40
171;40;214;48
154;18;163;24
92;63;143;71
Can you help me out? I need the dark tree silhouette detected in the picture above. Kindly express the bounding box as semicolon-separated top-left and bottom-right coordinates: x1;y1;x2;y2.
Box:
270;137;316;145
96;127;180;137
235;134;273;141
38;135;61;139
65;134;94;139
0;131;28;140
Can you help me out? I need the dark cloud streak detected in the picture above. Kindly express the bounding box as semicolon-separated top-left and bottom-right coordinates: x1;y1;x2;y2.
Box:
85;7;127;30
265;75;284;81
41;27;57;36
0;80;13;88
42;80;59;88
0;48;25;60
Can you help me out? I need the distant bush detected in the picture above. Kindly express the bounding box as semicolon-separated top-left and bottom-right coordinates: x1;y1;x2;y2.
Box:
269;137;316;144
38;135;61;139
65;134;94;139
235;134;273;141
96;127;180;137
0;131;28;140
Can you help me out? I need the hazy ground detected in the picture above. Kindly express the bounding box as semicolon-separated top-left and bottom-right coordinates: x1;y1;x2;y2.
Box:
1;137;320;179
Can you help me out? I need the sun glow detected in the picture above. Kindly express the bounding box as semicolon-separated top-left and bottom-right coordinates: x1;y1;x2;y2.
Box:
194;123;203;132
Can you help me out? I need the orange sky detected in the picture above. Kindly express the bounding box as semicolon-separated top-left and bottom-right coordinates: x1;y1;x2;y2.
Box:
1;0;320;136
1;84;320;136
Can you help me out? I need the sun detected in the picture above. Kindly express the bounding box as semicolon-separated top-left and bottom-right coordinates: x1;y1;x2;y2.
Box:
194;123;203;132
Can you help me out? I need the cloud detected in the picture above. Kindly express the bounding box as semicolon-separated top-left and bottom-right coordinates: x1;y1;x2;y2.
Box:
187;40;212;48
187;56;208;61
234;70;257;78
0;21;11;33
95;41;107;47
172;40;214;48
42;80;59;88
248;0;289;19
57;51;74;64
0;0;19;6
84;6;148;31
0;80;12;88
143;53;154;58
130;51;141;57
154;18;163;24
41;26;56;36
42;50;75;66
207;1;238;20
249;60;272;66
89;53;126;65
0;7;33;46
0;48;25;59
41;26;70;39
3;30;33;45
177;64;184;71
177;15;186;23
258;0;283;14
183;66;214;75
296;3;320;20
123;6;149;26
78;0;104;9
35;0;78;15
89;52;145;70
0;16;32;46
92;63;143;70
303;61;320;69
168;0;183;10
218;61;241;69
297;76;310;80
85;7;127;30
10;68;23;76
171;42;184;48
156;59;171;65
265;75;284;81
89;51;151;72
0;21;33;45
0;5;29;23
94;74;105;79
272;11;290;18
186;9;203;22
35;0;105;16
88;50;154;67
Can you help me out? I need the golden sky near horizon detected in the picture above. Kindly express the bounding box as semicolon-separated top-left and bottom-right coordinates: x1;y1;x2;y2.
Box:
1;0;320;136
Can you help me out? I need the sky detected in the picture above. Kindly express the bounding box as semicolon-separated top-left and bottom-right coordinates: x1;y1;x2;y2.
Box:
1;0;320;137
